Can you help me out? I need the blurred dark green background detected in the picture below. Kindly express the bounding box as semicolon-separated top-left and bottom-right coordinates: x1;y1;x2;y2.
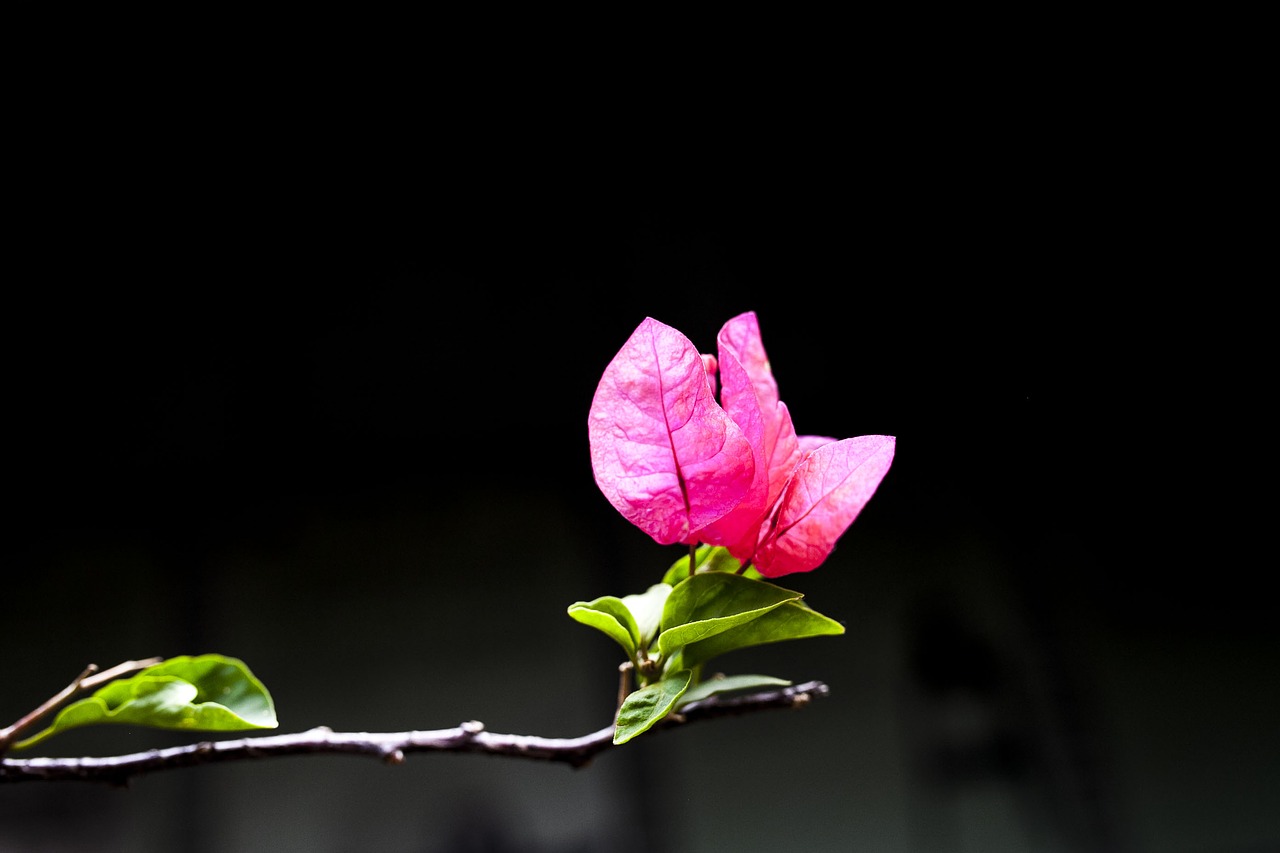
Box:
2;121;1272;853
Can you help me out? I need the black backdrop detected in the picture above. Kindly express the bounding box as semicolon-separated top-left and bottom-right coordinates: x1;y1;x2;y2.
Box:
3;124;1273;853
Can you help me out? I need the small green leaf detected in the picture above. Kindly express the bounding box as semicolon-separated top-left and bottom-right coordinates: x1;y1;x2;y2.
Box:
567;596;640;659
657;573;802;657
613;669;692;745
620;584;672;648
13;654;277;750
677;674;792;708
679;601;845;670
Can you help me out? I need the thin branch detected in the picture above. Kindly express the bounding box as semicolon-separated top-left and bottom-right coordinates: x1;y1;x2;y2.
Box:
0;680;830;785
0;659;164;753
615;661;634;714
79;658;165;691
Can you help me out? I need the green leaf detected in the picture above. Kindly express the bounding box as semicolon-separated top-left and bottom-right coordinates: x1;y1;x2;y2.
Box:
678;600;846;670
613;669;692;745
657;573;802;657
677;674;792;708
620;584;672;648
13;654;277;750
567;596;640;659
661;545;759;586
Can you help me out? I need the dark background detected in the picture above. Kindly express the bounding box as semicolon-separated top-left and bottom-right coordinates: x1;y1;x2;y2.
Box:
2;66;1273;852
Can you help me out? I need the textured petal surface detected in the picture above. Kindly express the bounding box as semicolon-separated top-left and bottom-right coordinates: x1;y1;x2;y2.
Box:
796;433;837;458
753;434;896;577
717;312;778;416
763;403;802;514
715;314;802;562
718;313;799;503
589;318;755;545
688;341;766;547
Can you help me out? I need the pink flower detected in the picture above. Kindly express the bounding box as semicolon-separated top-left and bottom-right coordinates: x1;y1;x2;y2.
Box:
589;312;894;577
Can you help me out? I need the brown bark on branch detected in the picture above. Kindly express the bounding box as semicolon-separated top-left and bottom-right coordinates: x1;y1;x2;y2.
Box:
0;680;830;785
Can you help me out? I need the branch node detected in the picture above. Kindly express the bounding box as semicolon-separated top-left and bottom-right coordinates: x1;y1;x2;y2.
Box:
460;720;485;736
382;748;405;765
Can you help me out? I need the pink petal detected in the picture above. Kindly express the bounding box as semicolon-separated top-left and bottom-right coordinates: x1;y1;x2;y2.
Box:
796;434;837;457
701;354;719;399
588;317;755;545
688;340;767;548
717;313;780;418
717;313;803;506
764;403;803;510
712;314;804;561
753;434;896;577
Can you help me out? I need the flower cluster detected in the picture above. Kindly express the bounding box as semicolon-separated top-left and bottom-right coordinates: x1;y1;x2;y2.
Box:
588;312;894;577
